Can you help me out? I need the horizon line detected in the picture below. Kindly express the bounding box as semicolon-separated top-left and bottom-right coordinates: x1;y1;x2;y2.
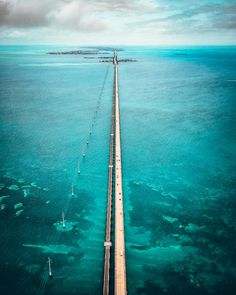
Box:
0;43;236;47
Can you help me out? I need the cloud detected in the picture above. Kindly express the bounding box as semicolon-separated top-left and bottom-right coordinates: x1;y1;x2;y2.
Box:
211;4;236;30
53;1;108;32
131;2;236;34
0;0;110;33
0;29;28;38
0;0;157;29
0;0;54;27
0;1;10;24
0;0;235;44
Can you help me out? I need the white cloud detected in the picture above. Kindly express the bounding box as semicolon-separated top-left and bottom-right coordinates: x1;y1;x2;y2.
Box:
0;29;27;38
0;0;235;45
53;0;107;31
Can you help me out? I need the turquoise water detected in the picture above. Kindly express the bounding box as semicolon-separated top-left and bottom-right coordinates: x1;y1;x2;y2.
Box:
0;46;236;294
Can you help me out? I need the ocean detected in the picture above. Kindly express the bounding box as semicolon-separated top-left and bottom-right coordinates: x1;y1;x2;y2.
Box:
0;45;236;295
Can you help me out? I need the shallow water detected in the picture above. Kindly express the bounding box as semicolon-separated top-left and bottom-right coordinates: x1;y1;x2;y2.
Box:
0;45;236;294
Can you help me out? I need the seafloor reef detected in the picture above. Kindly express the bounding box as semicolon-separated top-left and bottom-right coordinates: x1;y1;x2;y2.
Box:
128;180;236;294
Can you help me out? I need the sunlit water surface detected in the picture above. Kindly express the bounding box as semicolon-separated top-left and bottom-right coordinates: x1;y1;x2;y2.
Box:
0;45;236;295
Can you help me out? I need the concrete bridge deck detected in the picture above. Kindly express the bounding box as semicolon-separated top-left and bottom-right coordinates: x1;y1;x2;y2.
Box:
114;55;127;295
103;52;127;295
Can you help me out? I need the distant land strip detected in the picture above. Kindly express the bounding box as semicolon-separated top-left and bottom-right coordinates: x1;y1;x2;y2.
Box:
99;58;137;63
47;48;124;55
47;49;137;62
47;50;100;55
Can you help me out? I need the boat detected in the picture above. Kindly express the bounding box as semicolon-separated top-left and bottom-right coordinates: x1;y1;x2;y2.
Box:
48;257;52;278
62;212;65;229
71;184;74;197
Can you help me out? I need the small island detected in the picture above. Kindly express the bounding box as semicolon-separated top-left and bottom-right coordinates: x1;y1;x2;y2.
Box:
99;58;137;63
48;50;100;55
47;50;137;63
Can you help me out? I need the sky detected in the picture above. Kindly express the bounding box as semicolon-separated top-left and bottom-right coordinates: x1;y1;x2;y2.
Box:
0;0;236;45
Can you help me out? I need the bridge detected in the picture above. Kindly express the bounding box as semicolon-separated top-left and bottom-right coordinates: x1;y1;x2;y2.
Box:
103;51;127;295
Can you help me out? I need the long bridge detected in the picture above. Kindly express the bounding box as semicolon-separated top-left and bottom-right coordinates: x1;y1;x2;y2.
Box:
103;52;127;295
